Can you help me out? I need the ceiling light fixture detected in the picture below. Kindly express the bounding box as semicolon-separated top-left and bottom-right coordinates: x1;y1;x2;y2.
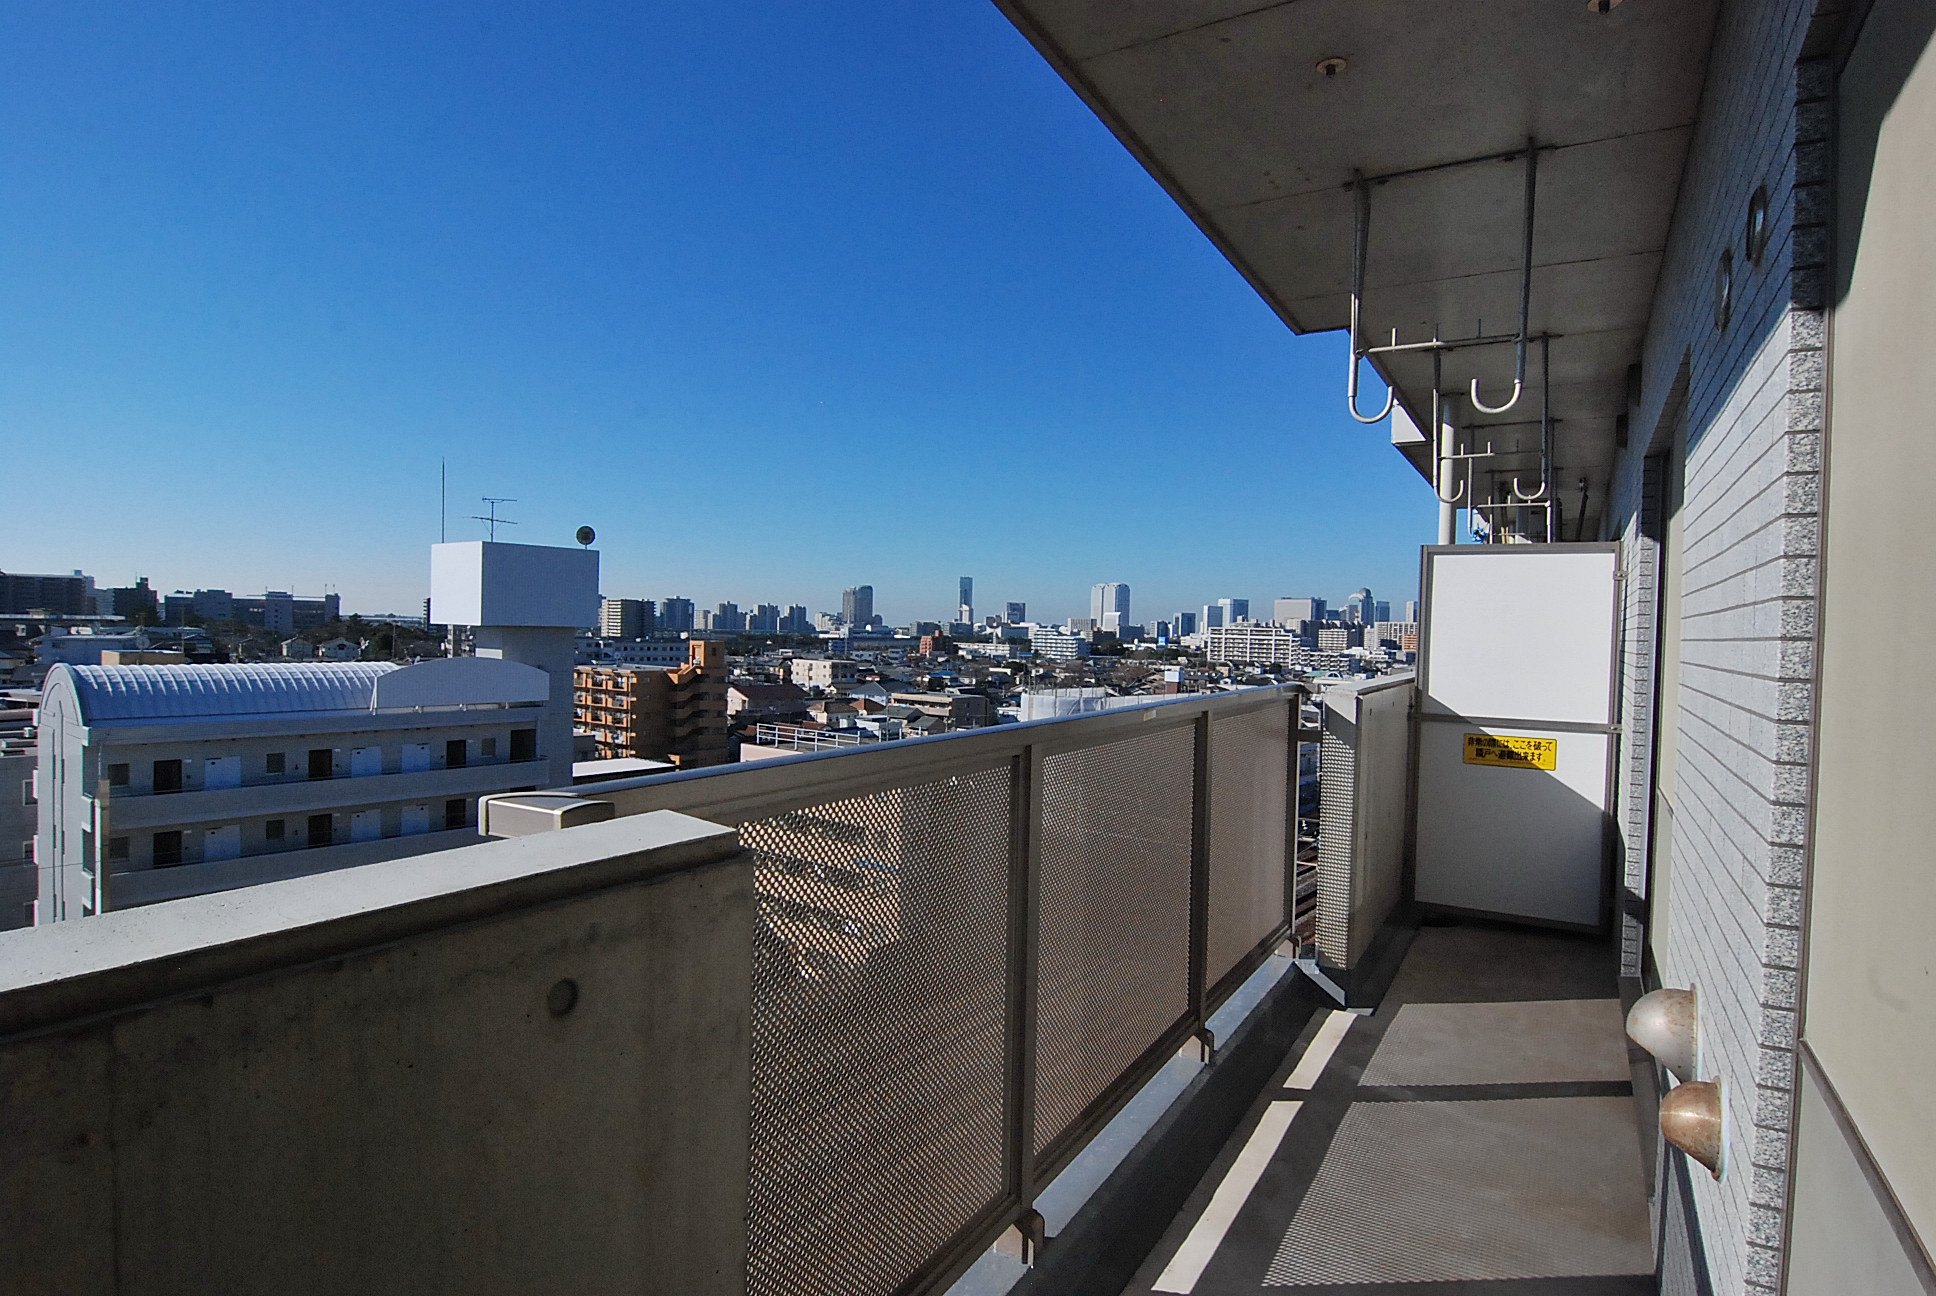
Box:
1316;57;1347;78
1587;0;1627;11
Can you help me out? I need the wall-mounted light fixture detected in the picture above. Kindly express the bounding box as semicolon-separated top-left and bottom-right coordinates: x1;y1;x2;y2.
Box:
1626;987;1698;1080
1629;987;1725;1178
1587;0;1628;11
1660;1078;1727;1179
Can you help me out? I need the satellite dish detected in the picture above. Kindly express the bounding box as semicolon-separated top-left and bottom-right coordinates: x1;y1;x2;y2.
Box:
575;526;596;548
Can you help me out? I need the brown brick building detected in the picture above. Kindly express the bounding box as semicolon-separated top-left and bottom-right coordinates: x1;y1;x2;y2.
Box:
573;640;729;768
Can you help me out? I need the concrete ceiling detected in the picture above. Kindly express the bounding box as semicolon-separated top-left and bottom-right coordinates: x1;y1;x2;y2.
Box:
994;0;1719;537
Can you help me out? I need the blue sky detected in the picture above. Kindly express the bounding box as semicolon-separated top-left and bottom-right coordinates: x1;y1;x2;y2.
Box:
0;3;1433;625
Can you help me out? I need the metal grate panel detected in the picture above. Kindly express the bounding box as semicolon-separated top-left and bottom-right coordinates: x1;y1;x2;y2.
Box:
1033;725;1195;1157
1206;704;1291;992
1314;725;1355;967
743;766;1014;1296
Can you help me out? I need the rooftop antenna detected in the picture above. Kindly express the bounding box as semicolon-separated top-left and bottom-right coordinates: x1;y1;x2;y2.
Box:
472;497;518;542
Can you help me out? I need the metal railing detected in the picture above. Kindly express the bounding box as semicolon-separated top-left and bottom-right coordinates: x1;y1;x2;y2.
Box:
527;684;1311;1296
751;722;873;752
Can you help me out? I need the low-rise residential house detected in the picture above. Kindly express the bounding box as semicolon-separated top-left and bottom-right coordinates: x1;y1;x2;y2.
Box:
889;691;991;729
725;681;810;723
788;657;860;690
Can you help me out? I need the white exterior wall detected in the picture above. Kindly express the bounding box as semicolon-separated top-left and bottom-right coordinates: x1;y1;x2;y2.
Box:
1600;2;1841;1290
787;659;859;689
35;699;554;921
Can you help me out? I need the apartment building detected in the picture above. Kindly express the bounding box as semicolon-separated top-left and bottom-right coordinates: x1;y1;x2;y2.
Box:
1315;624;1363;652
33;658;553;920
1204;622;1302;667
1026;626;1089;660
577;635;689;668
787;657;859;690
0;703;33;929
1370;620;1419;652
574;640;729;768
598;597;653;640
0;570;95;616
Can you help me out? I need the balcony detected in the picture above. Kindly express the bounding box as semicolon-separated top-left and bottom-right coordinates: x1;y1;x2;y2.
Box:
0;682;1664;1295
98;759;542;830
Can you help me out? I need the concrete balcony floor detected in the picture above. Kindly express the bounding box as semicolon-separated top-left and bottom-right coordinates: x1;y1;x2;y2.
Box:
1129;923;1654;1295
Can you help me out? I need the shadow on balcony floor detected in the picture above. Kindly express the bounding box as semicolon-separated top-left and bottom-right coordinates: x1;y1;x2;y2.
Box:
1125;921;1654;1296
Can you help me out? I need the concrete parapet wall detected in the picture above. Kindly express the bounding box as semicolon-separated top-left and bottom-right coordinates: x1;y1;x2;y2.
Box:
0;810;752;1296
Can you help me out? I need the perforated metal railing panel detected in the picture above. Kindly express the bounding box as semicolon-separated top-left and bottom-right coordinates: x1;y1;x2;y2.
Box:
742;766;1014;1296
1033;724;1195;1158
1315;725;1355;967
1206;703;1291;994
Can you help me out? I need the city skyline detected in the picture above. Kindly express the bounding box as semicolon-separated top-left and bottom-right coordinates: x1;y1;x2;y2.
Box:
16;554;1413;633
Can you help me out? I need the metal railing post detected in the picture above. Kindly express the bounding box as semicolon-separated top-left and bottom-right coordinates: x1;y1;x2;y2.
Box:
1002;745;1045;1258
1188;710;1213;1054
1284;695;1300;938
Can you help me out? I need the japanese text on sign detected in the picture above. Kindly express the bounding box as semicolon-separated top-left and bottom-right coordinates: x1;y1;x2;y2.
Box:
1463;732;1558;771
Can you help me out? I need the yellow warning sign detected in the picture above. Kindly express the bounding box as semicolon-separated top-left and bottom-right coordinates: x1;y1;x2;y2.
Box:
1463;733;1558;771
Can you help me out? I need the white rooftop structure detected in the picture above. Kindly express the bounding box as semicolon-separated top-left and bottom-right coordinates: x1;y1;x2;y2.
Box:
430;541;599;629
60;658;551;725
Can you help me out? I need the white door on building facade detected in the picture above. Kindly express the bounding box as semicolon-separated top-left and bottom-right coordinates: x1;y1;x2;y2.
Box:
203;756;241;790
401;743;431;774
350;747;384;777
203;824;241;861
350;809;383;843
401;804;430;835
1412;544;1621;929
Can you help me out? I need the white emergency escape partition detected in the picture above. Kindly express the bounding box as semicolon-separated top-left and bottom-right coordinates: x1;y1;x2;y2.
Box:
1412;544;1621;928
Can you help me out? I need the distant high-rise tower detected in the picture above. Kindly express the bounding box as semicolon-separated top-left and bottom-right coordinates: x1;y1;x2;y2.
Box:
959;576;974;625
1004;601;1026;624
1217;597;1249;625
1273;597;1324;626
1174;610;1198;636
842;585;874;628
659;597;695;633
1090;582;1130;624
599;598;651;640
1346;588;1374;625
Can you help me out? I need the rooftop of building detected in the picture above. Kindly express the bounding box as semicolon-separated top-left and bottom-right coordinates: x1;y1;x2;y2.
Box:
48;657;549;726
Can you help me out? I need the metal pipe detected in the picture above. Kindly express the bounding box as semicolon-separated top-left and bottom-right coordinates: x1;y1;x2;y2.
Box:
1510;335;1554;507
1346;173;1396;424
1363;330;1524;358
1470;141;1537;415
1432;352;1466;537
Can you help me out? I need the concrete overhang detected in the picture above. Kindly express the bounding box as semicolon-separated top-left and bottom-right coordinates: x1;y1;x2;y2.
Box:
993;0;1719;538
